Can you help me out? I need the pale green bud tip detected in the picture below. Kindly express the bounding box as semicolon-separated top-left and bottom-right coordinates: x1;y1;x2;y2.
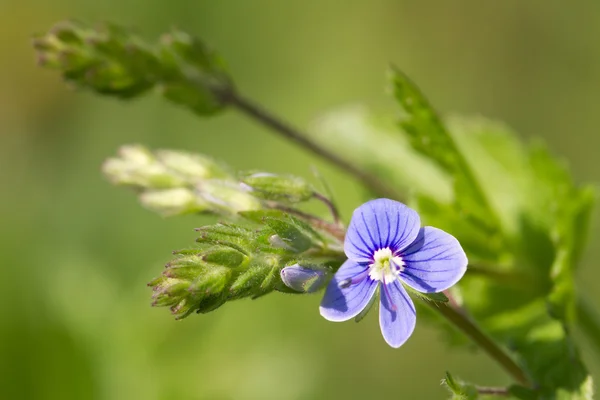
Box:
102;144;186;189
280;264;330;293
140;188;208;216
155;150;228;180
240;172;315;203
149;253;234;319
199;180;262;213
150;243;287;318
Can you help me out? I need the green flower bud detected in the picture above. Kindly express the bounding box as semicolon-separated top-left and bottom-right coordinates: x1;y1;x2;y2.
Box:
199;180;262;213
201;247;247;268
102;144;186;188
242;210;324;253
240;172;315;203
150;251;234;319
140;188;208;216
33;20;162;98
155;150;229;180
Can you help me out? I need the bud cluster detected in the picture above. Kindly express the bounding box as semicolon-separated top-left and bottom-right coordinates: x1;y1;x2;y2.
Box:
149;212;341;319
102;145;332;221
103;145;344;317
102;144;261;216
33;21;162;98
33;21;233;114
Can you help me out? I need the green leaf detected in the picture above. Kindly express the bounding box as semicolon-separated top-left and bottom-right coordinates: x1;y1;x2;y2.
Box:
480;299;592;399
310;105;452;202
432;115;595;398
390;67;499;233
508;385;538;400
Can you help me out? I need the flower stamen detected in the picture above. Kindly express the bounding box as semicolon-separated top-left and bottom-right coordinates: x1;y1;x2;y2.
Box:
368;248;404;283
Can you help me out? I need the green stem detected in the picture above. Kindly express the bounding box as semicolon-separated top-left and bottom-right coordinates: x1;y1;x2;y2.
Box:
577;295;600;353
313;191;341;225
475;386;510;397
223;90;404;201
432;301;530;386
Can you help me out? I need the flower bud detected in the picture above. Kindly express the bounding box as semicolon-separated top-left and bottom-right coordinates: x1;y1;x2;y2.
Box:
156;150;228;181
33;20;162;98
240;172;314;203
150;252;234;319
140;188;208;216
280;264;330;293
199;180;262;213
103;144;188;189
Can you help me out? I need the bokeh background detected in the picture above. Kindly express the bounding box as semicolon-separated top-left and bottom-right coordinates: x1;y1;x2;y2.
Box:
1;1;599;399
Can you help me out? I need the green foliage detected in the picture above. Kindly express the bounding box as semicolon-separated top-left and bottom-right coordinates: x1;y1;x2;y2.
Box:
393;74;595;398
311;70;596;398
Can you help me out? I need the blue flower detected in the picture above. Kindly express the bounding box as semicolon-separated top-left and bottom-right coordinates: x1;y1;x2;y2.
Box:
320;199;467;348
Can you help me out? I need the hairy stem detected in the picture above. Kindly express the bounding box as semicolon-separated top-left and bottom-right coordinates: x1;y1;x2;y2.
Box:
313;191;341;225
432;302;530;386
475;386;510;396
223;91;403;200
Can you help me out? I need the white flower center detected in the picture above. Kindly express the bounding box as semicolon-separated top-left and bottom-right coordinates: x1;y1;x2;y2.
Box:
368;248;404;283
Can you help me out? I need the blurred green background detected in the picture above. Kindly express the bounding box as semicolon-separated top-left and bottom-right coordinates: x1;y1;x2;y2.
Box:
1;1;599;399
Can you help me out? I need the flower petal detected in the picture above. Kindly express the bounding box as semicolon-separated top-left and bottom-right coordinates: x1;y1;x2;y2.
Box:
379;280;416;348
344;199;420;262
320;260;378;322
399;227;467;293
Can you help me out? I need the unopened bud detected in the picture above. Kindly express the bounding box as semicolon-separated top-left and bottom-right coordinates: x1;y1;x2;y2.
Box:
140;188;208;216
280;264;330;293
156;150;228;180
34;21;161;98
102;144;186;188
241;172;314;203
199;180;262;213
